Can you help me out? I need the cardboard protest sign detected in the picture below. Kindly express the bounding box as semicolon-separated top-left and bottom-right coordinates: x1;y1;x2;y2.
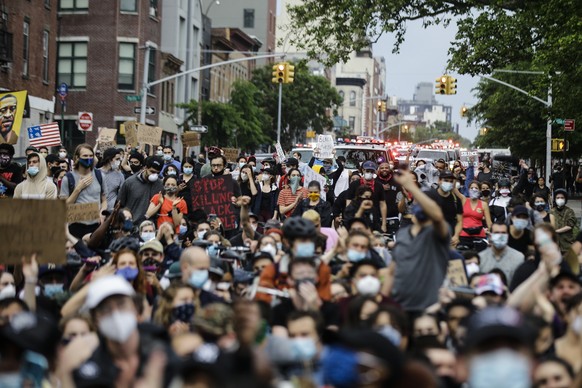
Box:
447;259;469;287
316;134;334;159
97;127;117;152
136;124;163;146
67;202;100;223
182;132;200;147
223;148;240;163
190;176;237;230
0;199;66;264
275;143;286;162
0;90;28;145
303;166;327;189
123;121;138;147
459;151;479;168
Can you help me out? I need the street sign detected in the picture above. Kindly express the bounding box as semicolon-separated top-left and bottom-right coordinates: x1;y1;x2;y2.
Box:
125;95;142;102
189;125;208;133
77;111;93;132
565;119;575;132
554;118;565;125
133;106;155;115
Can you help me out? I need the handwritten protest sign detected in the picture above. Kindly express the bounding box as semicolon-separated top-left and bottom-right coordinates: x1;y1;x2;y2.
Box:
275;143;286;162
190;176;237;230
182;132;200;147
0;199;66;264
67;202;100;223
137;124;163;146
97;127;117;152
303;167;327;189
460;151;479;168
447;259;469;287
124;121;138;147
223;148;240;163
316;134;334;159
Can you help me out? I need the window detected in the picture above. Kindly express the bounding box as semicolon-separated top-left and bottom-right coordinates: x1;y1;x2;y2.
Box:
58;42;88;88
59;0;88;11
243;9;255;28
118;43;136;90
42;31;49;82
45;0;51;8
148;48;156;93
149;0;158;17
22;21;29;76
339;91;344;104
349;91;356;106
120;0;137;12
349;116;356;130
161;81;174;113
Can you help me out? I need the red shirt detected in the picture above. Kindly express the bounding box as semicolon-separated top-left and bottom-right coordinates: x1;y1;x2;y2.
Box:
150;194;188;233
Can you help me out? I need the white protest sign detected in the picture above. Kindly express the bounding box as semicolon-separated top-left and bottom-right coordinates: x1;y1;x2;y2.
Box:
275;143;286;162
460;151;479;168
317;135;334;159
334;169;349;197
303;166;327;188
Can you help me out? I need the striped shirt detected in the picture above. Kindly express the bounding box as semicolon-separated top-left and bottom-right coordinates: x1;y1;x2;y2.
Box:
277;187;308;217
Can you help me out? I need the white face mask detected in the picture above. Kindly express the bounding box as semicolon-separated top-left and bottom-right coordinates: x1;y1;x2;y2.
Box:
98;310;137;343
465;262;480;277
440;182;454;192
148;173;159;182
111;160;121;170
59;151;67;158
512;219;528;231
141;232;156;242
262;174;271;182
241;173;249;182
363;172;374;181
572;316;582;335
468;349;531;388
260;244;277;258
197;231;207;240
0;284;16;300
556;198;566;207
356;275;381;296
491;233;509;249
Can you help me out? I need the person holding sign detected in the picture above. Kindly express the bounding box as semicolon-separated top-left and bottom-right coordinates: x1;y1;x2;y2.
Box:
14;152;57;199
145;175;188;234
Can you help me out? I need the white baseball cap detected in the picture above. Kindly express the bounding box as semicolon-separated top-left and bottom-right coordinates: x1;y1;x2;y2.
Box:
82;275;135;312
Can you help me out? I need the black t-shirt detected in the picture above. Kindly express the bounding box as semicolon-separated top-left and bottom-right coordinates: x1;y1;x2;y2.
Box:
375;176;400;218
0;162;24;196
346;179;385;203
508;229;533;257
477;171;493;183
438;191;463;229
271;299;340;329
229;231;262;247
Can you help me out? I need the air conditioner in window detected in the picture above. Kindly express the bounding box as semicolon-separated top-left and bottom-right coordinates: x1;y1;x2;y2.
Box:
149;7;157;17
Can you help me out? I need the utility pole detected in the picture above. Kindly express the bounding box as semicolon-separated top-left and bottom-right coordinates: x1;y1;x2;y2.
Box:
139;41;154;124
277;82;283;144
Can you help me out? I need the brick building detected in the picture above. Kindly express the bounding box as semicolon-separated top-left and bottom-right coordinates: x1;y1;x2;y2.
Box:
56;0;169;151
0;0;58;155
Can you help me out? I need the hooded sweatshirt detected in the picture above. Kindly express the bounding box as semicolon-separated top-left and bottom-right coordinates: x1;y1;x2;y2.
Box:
14;155;57;199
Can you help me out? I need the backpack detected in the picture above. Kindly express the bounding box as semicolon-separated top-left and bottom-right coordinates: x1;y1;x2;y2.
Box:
66;170;103;196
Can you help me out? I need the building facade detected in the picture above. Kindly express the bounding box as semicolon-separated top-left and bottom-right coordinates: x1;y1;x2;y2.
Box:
0;0;58;155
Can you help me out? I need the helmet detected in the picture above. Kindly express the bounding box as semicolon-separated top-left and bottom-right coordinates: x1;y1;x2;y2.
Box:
282;217;316;239
109;237;140;254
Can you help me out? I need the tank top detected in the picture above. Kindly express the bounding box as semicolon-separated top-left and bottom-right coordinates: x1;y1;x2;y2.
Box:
460;199;486;237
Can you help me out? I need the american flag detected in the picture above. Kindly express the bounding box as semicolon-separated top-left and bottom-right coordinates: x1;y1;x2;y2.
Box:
27;123;62;147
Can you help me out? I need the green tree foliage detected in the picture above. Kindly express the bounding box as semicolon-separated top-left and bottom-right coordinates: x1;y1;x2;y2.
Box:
178;100;241;149
229;80;271;150
251;62;343;149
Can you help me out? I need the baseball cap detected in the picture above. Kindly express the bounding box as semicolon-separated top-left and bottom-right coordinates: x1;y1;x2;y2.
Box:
248;212;260;222
140;239;164;254
511;205;529;217
550;270;581;288
362;161;377;171
145;155;163;171
465;306;532;351
474;274;504;296
439;170;455;179
82;275;135;312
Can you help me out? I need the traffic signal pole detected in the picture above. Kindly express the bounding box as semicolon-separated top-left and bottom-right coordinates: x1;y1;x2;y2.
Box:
277;82;283;144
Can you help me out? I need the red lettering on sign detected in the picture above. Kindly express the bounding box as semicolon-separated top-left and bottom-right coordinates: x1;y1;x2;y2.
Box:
190;176;237;230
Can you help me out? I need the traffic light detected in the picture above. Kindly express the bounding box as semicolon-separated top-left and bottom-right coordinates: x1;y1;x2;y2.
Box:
272;63;286;83
376;100;382;111
285;63;295;83
551;138;569;152
446;77;457;95
460;105;468;117
435;76;447;95
381;101;387;112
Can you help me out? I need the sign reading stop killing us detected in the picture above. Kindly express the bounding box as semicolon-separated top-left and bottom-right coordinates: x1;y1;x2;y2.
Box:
190;175;237;230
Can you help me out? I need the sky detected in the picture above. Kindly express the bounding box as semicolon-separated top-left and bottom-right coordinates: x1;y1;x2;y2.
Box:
373;19;481;141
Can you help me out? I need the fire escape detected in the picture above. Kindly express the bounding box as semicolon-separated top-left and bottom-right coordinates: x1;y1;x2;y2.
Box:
0;2;13;69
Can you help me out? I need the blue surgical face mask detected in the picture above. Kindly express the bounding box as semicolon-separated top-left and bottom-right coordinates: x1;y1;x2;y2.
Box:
163;154;172;161
239;162;246;169
183;167;193;175
512;219;528;231
207;244;219;257
468;349;531;388
377;325;402;346
179;225;188;235
43;283;64;298
189;269;208;289
491;233;509;249
291;337;318;361
167;170;177;176
116;267;139;281
440;181;454;192
289;176;300;185
27;166;40;177
347;249;366;262
141;232;156;242
294;242;315;258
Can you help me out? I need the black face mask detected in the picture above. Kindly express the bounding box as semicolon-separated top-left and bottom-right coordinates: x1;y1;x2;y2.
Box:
481;189;491;197
130;164;142;173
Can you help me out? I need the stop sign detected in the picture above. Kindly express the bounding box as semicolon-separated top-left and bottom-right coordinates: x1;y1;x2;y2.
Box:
78;112;93;132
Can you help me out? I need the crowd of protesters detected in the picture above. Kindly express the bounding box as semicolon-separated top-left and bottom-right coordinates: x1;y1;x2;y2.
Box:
1;140;582;387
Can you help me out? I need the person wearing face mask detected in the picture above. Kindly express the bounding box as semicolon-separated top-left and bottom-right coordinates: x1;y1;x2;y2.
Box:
459;306;535;388
122;151;145;179
146;175;188;234
59;144;108;238
479;181;492;203
278;168;308;219
507;205;534;257
138;220;157;242
489;178;512;224
0;271;16;300
252;167;279;221
153;283;197;337
343;186;380;232
0;143;24;197
457;180;492;252
97;148;125;211
237;163;258;204
292;181;332;227
346;160;387;232
551;189;576;255
476;160;493;183
179;246;224;306
111;248;147;294
14;152;57;199
118;156;164;224
554;292;582;374
231;156;247;182
478;222;525;284
531;195;554;227
533;176;551;204
435;170;463;246
66;275;177;387
160;146;181;176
